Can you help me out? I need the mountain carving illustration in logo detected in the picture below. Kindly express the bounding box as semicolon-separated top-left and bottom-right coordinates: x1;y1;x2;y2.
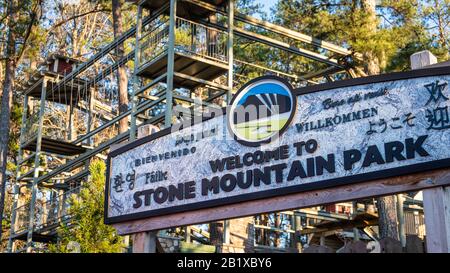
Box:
228;76;296;146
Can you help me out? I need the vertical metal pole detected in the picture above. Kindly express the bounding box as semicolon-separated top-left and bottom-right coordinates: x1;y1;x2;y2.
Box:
7;184;20;252
294;213;302;252
68;89;74;141
185;226;191;243
353;201;360;241
57;188;64;220
26;77;48;253
165;0;177;128
130;5;143;141
226;0;234;104
397;194;406;247
8;94;29;252
84;86;95;173
289;214;295;248
87;87;95;146
410;50;450;252
223;220;230;244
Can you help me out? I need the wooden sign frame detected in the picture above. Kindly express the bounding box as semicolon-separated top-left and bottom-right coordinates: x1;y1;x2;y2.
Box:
112;167;450;234
106;66;450;234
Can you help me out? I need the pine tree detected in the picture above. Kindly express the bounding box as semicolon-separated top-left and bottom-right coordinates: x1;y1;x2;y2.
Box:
271;0;427;75
49;160;124;253
111;0;129;134
0;0;42;242
271;0;432;240
421;0;450;60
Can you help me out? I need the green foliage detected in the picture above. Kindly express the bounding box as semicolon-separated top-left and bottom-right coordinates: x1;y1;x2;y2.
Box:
8;102;22;166
420;0;450;60
49;160;124;253
236;0;264;17
271;0;440;73
175;28;193;48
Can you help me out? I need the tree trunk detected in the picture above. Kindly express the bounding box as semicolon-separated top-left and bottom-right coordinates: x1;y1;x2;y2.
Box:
361;0;399;240
361;0;380;75
377;195;400;240
209;222;224;245
0;0;17;239
435;0;449;60
112;0;129;134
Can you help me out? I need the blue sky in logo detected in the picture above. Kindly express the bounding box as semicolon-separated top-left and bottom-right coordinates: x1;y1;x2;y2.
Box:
237;82;290;106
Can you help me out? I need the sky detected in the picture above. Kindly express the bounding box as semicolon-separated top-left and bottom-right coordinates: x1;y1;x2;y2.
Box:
256;0;278;15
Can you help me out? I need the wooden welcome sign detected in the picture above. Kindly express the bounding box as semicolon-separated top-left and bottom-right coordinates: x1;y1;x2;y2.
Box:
105;66;450;234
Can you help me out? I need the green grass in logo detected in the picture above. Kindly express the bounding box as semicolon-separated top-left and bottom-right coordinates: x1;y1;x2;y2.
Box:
234;113;290;141
229;78;295;145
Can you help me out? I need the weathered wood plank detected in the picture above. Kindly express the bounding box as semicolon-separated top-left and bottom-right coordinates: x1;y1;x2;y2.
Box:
130;124;161;253
112;168;450;235
132;231;157;253
423;186;450;252
411;50;450;253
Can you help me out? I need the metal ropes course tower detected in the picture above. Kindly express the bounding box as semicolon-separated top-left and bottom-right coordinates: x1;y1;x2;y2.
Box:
5;0;356;253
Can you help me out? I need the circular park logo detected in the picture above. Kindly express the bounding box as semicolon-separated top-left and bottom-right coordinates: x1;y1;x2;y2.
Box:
228;76;297;147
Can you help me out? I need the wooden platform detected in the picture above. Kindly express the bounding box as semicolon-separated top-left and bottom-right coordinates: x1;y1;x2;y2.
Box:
140;0;227;20
22;136;88;156
24;71;87;105
137;51;228;89
300;212;379;235
12;230;57;243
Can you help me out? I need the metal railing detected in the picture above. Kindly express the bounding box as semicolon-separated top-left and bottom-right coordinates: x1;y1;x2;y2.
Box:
21;111;40;145
140;17;228;67
12;185;82;235
140;18;170;65
21;105;82;145
174;17;228;62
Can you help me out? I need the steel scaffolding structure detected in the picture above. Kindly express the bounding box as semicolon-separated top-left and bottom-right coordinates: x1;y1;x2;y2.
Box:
6;0;357;253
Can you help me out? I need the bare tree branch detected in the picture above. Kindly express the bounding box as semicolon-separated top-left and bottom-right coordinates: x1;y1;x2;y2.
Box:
46;8;111;35
16;1;42;64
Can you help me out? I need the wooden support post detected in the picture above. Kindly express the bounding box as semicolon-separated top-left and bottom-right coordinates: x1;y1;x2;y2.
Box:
396;194;406;247
131;123;161;253
423;187;450;252
132;231;157;253
410;50;450;253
